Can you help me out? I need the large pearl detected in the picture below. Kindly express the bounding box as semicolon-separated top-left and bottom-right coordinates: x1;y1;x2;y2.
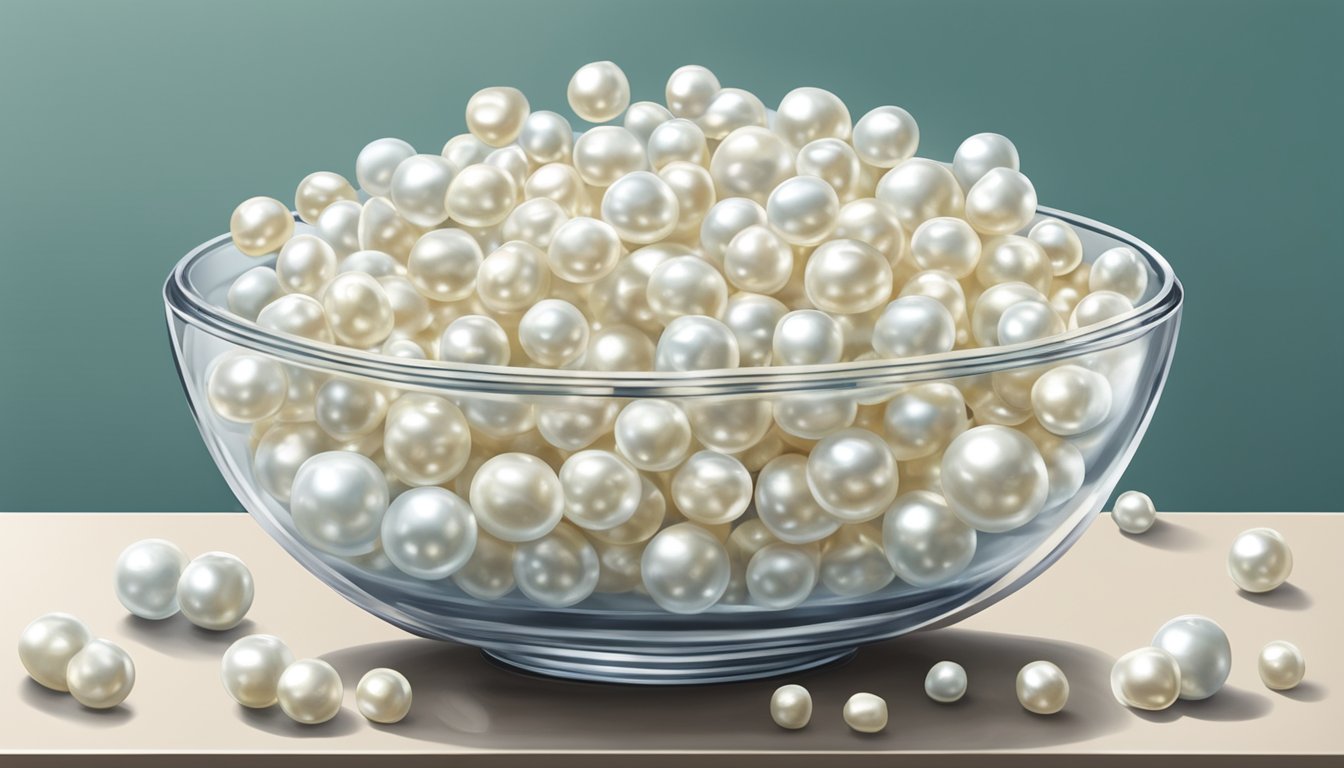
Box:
228;267;284;321
517;111;574;166
952;132;1020;190
641;523;731;614
445;163;518;228
207;353;288;424
381;487;477;580
697;87;768;140
379;276;431;340
277;659;343;725
876;158;964;233
767;175;840;246
773;309;843;366
882;490;977;586
560;450;641;531
900;269;969;330
316;199;362;260
469;453;563;542
941;425;1048;533
115;539;187;620
615;400;692;471
1112;490;1157;534
926;661;968;703
804;239;893;314
1111;647;1181;711
911;216;981;278
774;87;851;147
1031;364;1113;436
971;282;1047;346
220;634;295;708
18;613;91;691
573;125;647;187
977;235;1051;294
648;118;709;170
1152;615;1231;700
585;324;655;371
624;101;673;144
647;255;727;323
655;315;739;371
275;234;336;297
290;451;388;556
1029;218;1083;276
567;60;630;123
257;293;334;343
1016;661;1069;714
1227;527;1293;593
451;531;516;600
872;295;956;359
754;453;840;544
230;196;294;257
665;65;721;119
548;217;622;284
672;450;753;526
356;138;416;196
964;167;1037;236
1259;641;1306;690
770;684;812;729
295;171;357;225
700;197;768;266
356;668;412;724
807;428;898;523
439;314;511;366
513;522;599;607
477;240;550;313
1089;246;1149;303
466;86;529;147
314;378;388;441
389;154;455;227
723;225;793;295
66;639;135;709
723;292;788;366
819;524;894;597
1069;290;1134;329
709;126;794;204
882;383;968;460
322;272;394;348
746;543;818;610
602;170;680;244
177;552;255;630
518;299;589;367
843;692;888;733
852;106;919;168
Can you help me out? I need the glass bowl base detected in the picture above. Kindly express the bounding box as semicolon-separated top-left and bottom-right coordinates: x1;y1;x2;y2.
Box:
480;645;858;685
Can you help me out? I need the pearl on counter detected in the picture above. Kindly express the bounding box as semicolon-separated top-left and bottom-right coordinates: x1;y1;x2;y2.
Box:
1110;647;1182;711
925;661;968;703
66;639;135;709
806;428;899;523
770;684;813;729
289;451;388;556
220;634;295;708
641;523;731;614
882;490;976;587
469;452;564;542
1016;660;1069;715
114;538;188;620
177;552;255;631
381;487;478;580
1112;490;1157;534
1227;528;1293;593
1152;615;1231;700
842;692;888;733
230;196;294;257
18;613;92;691
1258;641;1305;691
941;425;1048;533
277;659;343;725
357;668;413;724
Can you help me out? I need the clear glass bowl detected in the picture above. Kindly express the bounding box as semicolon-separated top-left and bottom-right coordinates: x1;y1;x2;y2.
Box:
164;206;1181;683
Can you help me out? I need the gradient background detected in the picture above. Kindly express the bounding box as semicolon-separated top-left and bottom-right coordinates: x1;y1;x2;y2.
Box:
0;0;1339;512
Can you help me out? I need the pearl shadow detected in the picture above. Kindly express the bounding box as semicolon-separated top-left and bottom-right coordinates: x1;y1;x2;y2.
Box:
1121;518;1206;551
1130;685;1272;723
322;628;1128;751
1236;582;1313;610
1277;680;1327;702
118;614;259;657
235;703;363;737
17;677;135;725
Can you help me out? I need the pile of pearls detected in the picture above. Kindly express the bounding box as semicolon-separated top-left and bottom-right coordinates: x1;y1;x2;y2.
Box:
213;61;1151;614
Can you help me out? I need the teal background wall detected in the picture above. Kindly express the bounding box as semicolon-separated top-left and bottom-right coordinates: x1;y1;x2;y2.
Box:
0;0;1339;512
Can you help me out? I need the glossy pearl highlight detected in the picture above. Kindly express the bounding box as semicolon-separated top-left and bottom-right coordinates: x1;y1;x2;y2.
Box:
18;613;92;691
1112;490;1157;534
177;552;255;631
843;692;888;733
1016;660;1068;715
1152;615;1231;700
220;634;295;708
357;668;413;724
925;661;968;703
1227;528;1293;593
941;425;1048;533
66;639;135;709
114;538;188;620
277;659;344;725
230;196;294;256
770;684;812;729
1110;647;1181;711
1258;641;1305;690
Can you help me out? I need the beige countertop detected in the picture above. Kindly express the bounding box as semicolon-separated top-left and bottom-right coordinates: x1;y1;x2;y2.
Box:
2;512;1338;766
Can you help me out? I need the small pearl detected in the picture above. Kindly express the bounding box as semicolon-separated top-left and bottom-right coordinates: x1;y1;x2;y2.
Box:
452;531;516;600
819;524;894;597
18;613;91;691
115;539;187;620
221;634;295;708
804;239;893;314
357;668;413;724
883;490;977;586
833;198;905;265
655;315;739;371
767;175;840;246
1031;364;1113;436
641;523;731;613
876;158;964;232
517;111;574;166
925;661;968;703
1259;641;1306;691
228;267;284;321
518;299;589;367
723;292;788;366
1112;490;1157;534
573;125;647;187
700;198;768;267
807;428;898;523
697;87;768;140
466;86;529;147
66;639;135;709
275;234;336;297
439;314;511;366
1089;246;1149;303
615;400;692;472
665;65;721;119
647;118;710;169
513;522;599;607
477;240;550;313
747;542;818;609
277;659;343;725
977;235;1051;293
1152;615;1231;700
941;425;1048;532
445;163;518;228
1111;647;1181;711
772;309;843;366
872;295;956;359
971;282;1047;346
322;272;394;348
560;450;641;531
356;138;416;196
1228;527;1293;593
672;450;753;526
314;378;387;441
647;254;727;323
207;352;288;424
964;167;1037;236
1069;290;1133;329
911;217;980;278
771;684;812;729
567;61;630;123
525;163;589;217
1028;218;1083;276
290;451;388;556
882;383;969;461
755;454;840;544
548;217;622;284
709;126;794;204
295;172;357;225
585;324;655;371
774;87;851;148
843;692;888;733
952;132;1020;190
441;133;492;170
177;552;255;631
723;225;793;294
797;138;862;199
316;199;362;260
997;299;1064;345
381;487;477;580
624;101;673;144
1016;660;1069;715
389;154;456;227
852;106;919;168
602;170;680;244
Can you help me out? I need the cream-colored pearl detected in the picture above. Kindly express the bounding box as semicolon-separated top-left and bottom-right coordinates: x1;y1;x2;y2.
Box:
997;299;1064;345
535;397;618;452
441;133;493;170
220;634;294;709
383;393;470;485
852;106;919;168
659;160;716;238
466;86;529;147
952;132;1020;191
1029;218;1084;276
672;450;753;526
709;126;795;204
624;101;673;144
797;138;862;199
525;163;590;217
518;299;589;367
770;684;812;729
295;172;357;225
177;551;255;631
452;531;516;599
876;158;965;232
377;275;429;337
1259;641;1306;690
274;234;335;296
772;309;843;366
568;60;630;123
66;639;135;709
358;196;421;261
774;391;856;439
1069;290;1133;329
900;270;969;330
573;125;647;187
941;425;1048;532
439;314;510;366
547;216;622;284
977;235;1051;293
882;383;969;460
872;295;956;359
614;399;691;472
407;229;482;302
655;314;739;371
1228;527;1293;593
322;271;394;348
207;352;288;423
469;452;563;542
843;692;888;733
277;659;343;725
18;613;91;691
804;238;892;314
389;154;455;228
257;293;334;343
253;422;330;503
486;144;533;191
589;477;666;546
819;523;894;597
446;163;518;228
228;267;284;321
602;170;680;244
1112;490;1157;534
647;118;710;170
883;489;976;587
833;198;905;266
774;87;852;147
585;324;655;371
1111;647;1181;711
642;523;730;613
665;64;721;119
356;138;416;196
477;240;550;313
685;398;773;454
807;428;898;523
723;225;792;295
356;668;412;724
910;216;980;278
1031;364;1113;435
1089;246;1149;303
589;246;677;334
723;292;788;366
593;539;645;593
517;110;574;166
964;167;1037;236
752;453;839;544
647;254;727;323
925;661;968;703
767;175;840;246
315;199;362;259
697;87;768;140
700;198;768;267
559;449;641;531
114;538;187;620
1017;661;1069;715
971;281;1047;346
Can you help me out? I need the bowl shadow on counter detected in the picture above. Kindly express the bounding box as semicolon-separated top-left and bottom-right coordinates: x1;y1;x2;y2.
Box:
320;629;1129;751
119;614;259;657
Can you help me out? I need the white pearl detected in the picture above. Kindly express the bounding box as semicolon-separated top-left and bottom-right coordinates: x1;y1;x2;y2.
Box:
315;199;362;260
709;126;794;204
221;634;295;708
910;216;980;278
289;451;388;556
389;154;455;228
723;226;793;295
624;101;673;144
253;422;330;503
843;692;888;733
941;425;1048;532
381;487;477;580
379;275;431;337
407;229;482;302
477;240;550;313
684;398;773;454
1152;615;1231;700
322;272;394;348
518;299;589;367
641;523;730;613
537;398;618;451
359;196;421;261
452;531;516;600
1259;641;1306;690
647;118;709;169
589;477;666;546
655;315;739;371
525;162;590;217
767;175;840;246
445;163;518;228
18;613;91;691
573;125;647;187
441;133;492;170
615;400;692;472
602;170;679;244
274;234;336;297
548;217;622;284
177;552;255;631
465;86;529;147
804;239;893;314
1110;647;1181;711
882;383;969;461
775;87;851;147
754;454;840;543
772;309;843;366
699;197;768;267
589;246;679;334
852;106;919;168
746;542;818;609
952;132;1020;190
356;138;416;197
819;524;894;597
228;267;284;321
513;522;599;607
1031;364;1113;435
469;453;563;542
876;159;965;232
1228;527;1293;593
1029;218;1084;276
439;314;511;366
665;65;721;119
560;450;641;531
315;378;388;440
1112;490;1157;534
807;428;898;523
964;167;1037;236
1069;290;1133;329
697;87;768;140
356;668;412;724
672;450;753;526
971;282;1047;346
585;324;655;371
771;684;812;729
977;235;1051;293
882;490;977;586
486;144;533;191
517;110;574;166
455;398;535;447
230;196;295;258
65;639;135;709
833;198;905;266
723;292;788;366
567;60;630;123
997;299;1064;345
797;138;862;199
207;352;288;423
647;255;727;323
659;160;716;238
925;661;969;703
295;172;357;225
901;269;969;328
1017;660;1069;714
277;659;343;725
775;391;857;439
115;539;187;620
1089;246;1149;303
872;295;956;359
